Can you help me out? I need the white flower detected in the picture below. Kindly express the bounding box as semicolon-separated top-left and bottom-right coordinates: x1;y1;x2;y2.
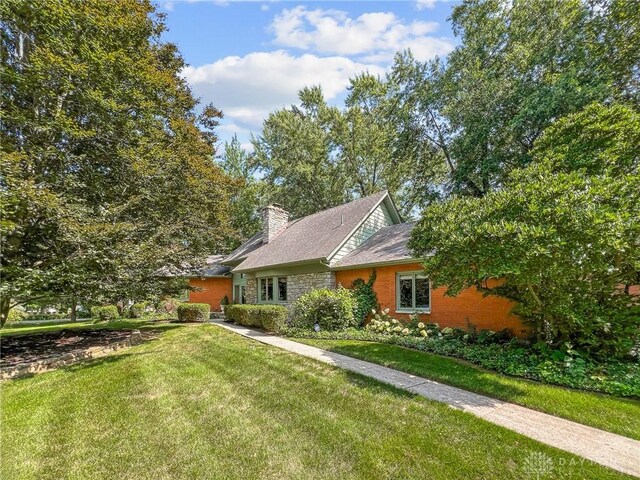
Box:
417;322;425;329
383;308;390;314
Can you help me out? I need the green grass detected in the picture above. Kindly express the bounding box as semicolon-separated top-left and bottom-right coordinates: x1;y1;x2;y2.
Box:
294;338;640;440
0;319;165;337
1;325;632;479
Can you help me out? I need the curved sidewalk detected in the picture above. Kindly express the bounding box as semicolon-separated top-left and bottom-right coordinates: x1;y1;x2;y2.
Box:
211;320;640;477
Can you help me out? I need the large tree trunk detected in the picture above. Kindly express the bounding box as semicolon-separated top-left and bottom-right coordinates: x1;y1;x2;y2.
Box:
0;297;11;328
70;296;77;323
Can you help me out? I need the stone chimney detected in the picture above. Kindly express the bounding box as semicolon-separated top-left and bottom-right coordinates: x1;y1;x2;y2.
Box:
261;204;289;244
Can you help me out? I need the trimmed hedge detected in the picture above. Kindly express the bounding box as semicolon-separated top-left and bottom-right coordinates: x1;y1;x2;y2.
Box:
225;304;288;333
177;303;210;322
90;305;119;322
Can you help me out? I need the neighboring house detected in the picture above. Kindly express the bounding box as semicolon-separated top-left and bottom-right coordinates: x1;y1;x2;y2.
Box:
190;191;526;335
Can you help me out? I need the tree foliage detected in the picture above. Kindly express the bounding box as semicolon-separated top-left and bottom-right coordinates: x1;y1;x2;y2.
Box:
410;104;640;357
251;78;448;219
392;0;639;196
0;0;235;325
218;135;264;244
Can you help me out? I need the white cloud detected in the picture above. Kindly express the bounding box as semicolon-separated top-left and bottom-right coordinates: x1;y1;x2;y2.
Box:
416;0;437;9
269;6;453;62
184;50;385;131
416;0;457;11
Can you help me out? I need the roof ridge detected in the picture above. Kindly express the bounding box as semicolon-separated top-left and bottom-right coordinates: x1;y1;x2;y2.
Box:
285;190;388;224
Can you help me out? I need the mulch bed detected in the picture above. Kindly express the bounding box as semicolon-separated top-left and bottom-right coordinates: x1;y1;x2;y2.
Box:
1;329;159;370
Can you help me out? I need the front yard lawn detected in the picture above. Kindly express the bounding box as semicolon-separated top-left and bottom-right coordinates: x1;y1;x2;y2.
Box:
1;325;632;479
0;319;164;337
295;338;640;441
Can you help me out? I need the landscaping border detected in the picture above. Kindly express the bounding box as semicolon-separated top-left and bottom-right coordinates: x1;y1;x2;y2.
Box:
1;330;145;380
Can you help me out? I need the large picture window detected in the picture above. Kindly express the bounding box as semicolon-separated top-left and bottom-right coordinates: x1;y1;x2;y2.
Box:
258;276;287;303
396;273;430;312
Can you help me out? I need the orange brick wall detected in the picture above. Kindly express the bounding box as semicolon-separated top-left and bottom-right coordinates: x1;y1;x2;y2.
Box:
335;263;527;336
188;277;233;312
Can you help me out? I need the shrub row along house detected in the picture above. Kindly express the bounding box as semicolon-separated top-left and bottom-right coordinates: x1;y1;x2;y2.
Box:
187;191;527;335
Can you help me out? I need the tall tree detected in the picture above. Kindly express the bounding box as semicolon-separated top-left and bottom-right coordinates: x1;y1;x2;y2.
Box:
252;86;351;218
0;0;234;325
390;0;640;196
252;80;447;219
218;135;263;243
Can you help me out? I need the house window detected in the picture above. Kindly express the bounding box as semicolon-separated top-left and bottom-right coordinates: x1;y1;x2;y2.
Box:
259;276;287;303
396;273;430;312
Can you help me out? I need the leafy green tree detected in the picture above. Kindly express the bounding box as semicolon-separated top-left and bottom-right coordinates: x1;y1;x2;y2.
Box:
218;135;264;243
252;86;351;218
409;104;640;358
390;0;639;196
252;80;447;219
0;0;234;325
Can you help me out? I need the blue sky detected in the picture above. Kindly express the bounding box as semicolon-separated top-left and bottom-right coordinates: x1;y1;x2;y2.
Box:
158;0;461;150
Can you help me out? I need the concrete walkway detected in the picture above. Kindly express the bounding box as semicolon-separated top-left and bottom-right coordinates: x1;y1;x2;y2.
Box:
211;320;640;477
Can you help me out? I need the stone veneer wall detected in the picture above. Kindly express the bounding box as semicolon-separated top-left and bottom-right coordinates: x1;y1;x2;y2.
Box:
286;272;336;304
244;272;336;306
245;278;258;304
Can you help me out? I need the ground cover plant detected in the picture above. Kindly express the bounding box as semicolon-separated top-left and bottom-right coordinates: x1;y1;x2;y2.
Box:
1;324;631;479
284;314;639;399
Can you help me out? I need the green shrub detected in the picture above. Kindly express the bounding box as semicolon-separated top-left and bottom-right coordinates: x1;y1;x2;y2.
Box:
225;304;288;333
350;271;379;325
23;312;68;321
90;305;119;322
129;302;148;318
290;287;357;331
176;303;210;322
7;307;26;325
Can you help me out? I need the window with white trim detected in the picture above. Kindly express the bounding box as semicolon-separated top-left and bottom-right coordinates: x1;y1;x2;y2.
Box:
258;276;287;303
396;273;430;312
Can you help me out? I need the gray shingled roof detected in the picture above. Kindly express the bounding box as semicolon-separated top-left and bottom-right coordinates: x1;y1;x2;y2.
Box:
332;222;417;268
159;255;231;277
233;191;391;272
196;255;232;277
222;231;263;265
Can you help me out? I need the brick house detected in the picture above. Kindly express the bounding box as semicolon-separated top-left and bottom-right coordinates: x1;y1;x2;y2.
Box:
189;191;527;335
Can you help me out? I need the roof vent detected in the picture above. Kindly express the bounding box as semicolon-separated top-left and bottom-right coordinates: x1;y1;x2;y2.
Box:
261;204;289;244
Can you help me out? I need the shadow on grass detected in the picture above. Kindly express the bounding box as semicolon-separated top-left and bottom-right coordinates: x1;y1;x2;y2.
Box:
212;324;507;409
